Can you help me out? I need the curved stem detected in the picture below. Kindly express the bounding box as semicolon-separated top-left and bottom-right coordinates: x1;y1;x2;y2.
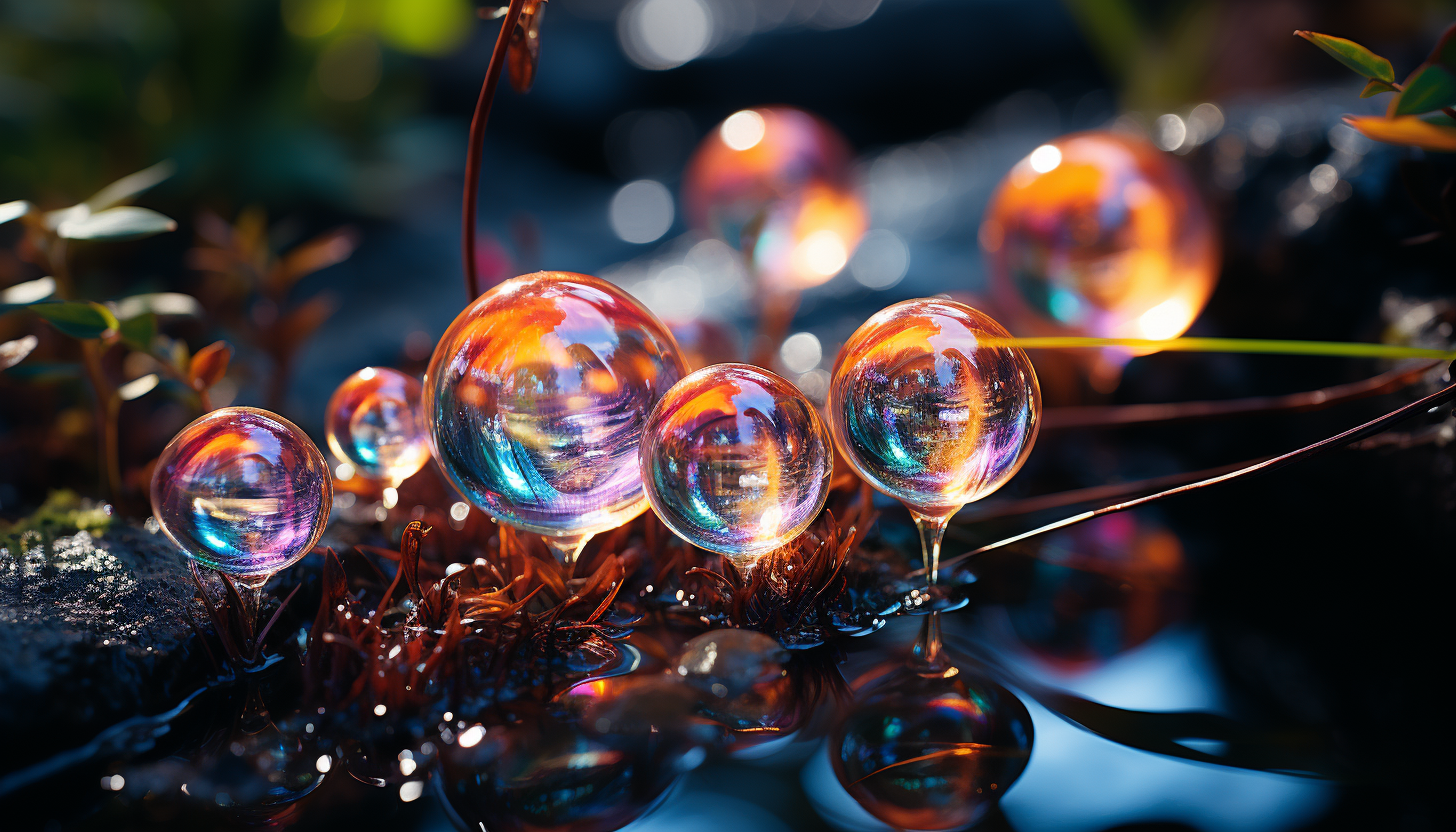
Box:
462;0;528;301
927;377;1456;578
910;510;949;587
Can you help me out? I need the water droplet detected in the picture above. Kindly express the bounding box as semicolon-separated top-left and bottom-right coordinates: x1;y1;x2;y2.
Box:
827;300;1040;516
983;131;1218;350
684;107;866;291
150;407;331;578
424;272;685;547
325;366;429;487
832;665;1034;830
642;364;832;569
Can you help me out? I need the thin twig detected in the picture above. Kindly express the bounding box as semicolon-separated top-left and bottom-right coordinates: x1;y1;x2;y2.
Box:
925;378;1456;577
1042;361;1439;430
462;0;528;300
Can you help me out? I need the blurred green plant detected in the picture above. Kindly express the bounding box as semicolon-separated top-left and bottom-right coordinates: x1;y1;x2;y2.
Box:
1297;25;1456;152
0;489;114;565
2;163;233;503
187;207;358;410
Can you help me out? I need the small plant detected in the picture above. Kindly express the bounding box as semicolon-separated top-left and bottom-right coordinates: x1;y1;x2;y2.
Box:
1297;25;1456;152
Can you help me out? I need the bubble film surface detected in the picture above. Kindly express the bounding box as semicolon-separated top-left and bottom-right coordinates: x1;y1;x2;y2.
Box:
982;131;1219;344
425;271;687;541
828;299;1040;516
641;364;832;565
832;666;1034;830
683;107;866;291
150;407;331;578
325;367;429;485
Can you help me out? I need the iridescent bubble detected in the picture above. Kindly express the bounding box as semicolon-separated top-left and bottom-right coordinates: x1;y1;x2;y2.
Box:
325;367;429;486
424;271;686;562
150;407;331;581
982;131;1219;351
683;107;866;291
641;364;832;570
827;299;1040;519
831;665;1034;830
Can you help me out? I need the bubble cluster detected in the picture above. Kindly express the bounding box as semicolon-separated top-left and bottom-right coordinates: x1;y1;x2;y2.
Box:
982;131;1218;345
832;666;1034;830
150;407;331;579
827;299;1040;518
683;107;866;291
424;272;686;554
641;364;832;568
325;367;429;486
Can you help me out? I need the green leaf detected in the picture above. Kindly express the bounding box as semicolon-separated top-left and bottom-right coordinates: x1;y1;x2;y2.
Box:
57;206;177;242
1294;30;1395;83
28;301;119;339
1393;63;1456;116
118;312;157;351
83;160;176;212
1360;78;1399;98
0;335;38;370
0;200;30;225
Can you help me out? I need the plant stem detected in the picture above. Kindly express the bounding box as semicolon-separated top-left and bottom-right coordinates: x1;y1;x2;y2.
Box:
49;237;122;501
1041;360;1439;430
926;376;1456;577
462;0;528;301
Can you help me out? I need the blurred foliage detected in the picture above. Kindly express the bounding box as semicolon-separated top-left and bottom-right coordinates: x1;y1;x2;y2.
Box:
0;0;477;212
1062;0;1453;109
0;489;113;557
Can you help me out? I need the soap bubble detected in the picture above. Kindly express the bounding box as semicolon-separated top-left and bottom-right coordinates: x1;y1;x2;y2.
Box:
832;665;1034;830
683;107;866;291
641;364;832;569
982;131;1218;350
424;271;686;561
827;299;1040;518
150;407;331;580
325;367;429;486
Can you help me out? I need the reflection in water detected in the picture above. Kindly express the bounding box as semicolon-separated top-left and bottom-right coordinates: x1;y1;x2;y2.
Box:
826;662;1033;831
150;407;332;577
425;272;686;545
642;364;832;570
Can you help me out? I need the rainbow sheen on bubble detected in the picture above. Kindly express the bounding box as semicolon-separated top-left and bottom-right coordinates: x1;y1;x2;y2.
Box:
641;364;832;568
827;299;1040;517
424;271;686;543
832;665;1034;830
982;131;1219;346
683;107;866;291
150;407;332;578
325;367;429;486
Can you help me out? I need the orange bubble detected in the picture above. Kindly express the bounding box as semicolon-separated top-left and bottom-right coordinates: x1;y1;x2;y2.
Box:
684;107;866;291
983;131;1219;355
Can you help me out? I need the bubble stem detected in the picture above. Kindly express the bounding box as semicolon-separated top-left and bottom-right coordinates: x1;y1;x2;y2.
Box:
184;561;303;670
